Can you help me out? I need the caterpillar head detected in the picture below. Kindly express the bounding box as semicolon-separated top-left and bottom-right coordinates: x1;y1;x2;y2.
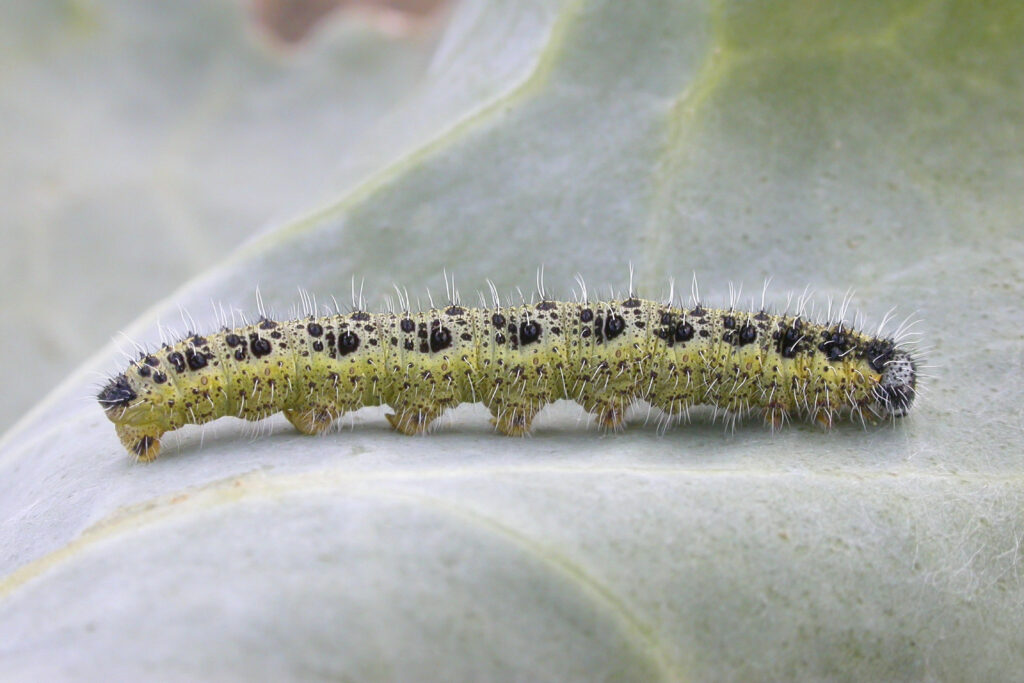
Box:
871;350;917;418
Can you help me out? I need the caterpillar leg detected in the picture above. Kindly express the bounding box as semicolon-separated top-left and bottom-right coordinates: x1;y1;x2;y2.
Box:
115;424;164;462
284;409;336;435
859;406;883;425
490;406;539;436
386;410;440;435
592;403;628;431
764;405;789;431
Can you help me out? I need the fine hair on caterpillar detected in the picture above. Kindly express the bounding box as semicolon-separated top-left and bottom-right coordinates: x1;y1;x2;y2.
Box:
97;276;922;461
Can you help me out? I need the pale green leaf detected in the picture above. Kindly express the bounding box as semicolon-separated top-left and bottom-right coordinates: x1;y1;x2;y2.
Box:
2;0;1023;680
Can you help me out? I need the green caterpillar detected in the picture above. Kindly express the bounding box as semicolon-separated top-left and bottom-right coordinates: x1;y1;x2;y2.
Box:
98;291;918;461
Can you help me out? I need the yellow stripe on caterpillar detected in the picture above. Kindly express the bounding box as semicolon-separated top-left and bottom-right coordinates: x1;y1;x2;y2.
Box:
97;296;918;461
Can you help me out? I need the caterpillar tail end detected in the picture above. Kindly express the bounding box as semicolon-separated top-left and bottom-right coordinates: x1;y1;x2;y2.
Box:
115;423;163;462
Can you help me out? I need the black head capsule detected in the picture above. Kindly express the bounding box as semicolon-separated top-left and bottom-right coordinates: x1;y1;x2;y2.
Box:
863;338;896;373
871;350;917;418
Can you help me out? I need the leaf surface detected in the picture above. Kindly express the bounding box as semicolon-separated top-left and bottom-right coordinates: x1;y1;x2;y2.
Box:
2;0;1023;679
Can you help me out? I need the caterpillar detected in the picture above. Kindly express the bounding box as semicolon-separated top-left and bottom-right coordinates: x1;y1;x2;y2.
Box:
98;283;919;461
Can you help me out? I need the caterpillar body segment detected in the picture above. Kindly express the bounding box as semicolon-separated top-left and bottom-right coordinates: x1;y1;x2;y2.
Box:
98;297;917;460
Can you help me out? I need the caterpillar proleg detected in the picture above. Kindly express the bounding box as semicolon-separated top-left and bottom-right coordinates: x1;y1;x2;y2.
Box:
98;282;919;460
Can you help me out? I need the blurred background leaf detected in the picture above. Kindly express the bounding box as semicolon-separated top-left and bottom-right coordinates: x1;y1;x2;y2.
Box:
0;0;447;433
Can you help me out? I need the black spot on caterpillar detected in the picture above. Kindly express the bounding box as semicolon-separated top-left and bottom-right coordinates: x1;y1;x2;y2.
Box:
98;289;919;461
